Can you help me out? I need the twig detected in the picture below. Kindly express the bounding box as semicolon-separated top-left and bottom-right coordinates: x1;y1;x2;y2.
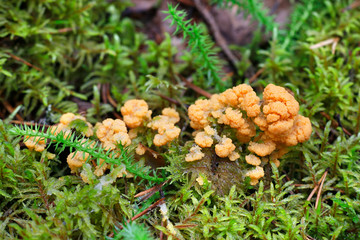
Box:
306;170;328;202
179;75;212;98
57;27;73;33
320;111;351;136
193;0;239;70
131;198;165;221
331;38;339;54
1;101;23;121
107;198;166;234
240;192;256;208
157;93;181;105
315;169;328;209
160;220;165;240
49;27;75;34
293;183;304;187
76;3;94;14
174;224;197;229
342;127;351;136
309;37;340;55
10;120;51;128
249;67;265;84
91;160;98;168
334;114;352;136
306;185;319;202
6;52;42;71
101;83;108;104
107;221;125;237
37;181;51;211
103;83;122;120
182;192;212;224
305;235;316;240
107;93;118;110
134;179;170;202
138;142;162;160
310;38;338;50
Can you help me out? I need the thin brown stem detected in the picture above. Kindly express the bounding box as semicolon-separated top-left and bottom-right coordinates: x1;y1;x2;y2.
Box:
306;170;328;202
249;68;265;84
180;75;212;98
1;101;24;121
131;198;165;221
315;169;328;209
6;52;42;71
193;0;238;70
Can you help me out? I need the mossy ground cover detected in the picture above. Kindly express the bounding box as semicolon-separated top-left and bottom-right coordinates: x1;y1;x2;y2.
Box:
0;0;359;239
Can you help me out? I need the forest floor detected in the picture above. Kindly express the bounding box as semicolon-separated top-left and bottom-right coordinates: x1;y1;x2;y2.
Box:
1;0;360;239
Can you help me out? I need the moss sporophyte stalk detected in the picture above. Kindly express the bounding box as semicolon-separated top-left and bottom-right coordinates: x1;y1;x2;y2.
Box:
15;83;311;189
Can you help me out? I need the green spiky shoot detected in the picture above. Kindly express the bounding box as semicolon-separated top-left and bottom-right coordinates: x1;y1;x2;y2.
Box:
9;124;166;183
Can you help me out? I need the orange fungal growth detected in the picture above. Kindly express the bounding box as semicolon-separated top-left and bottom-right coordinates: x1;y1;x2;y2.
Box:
219;108;245;128
22;83;312;187
162;108;180;124
185;145;205;162
248;140;277;157
188;99;212;130
204;126;216;135
60;113;80;125
195;131;213;148
128;128;139;139
196;175;205;185
148;108;181;146
219;88;239;106
186;83;312;185
236;119;256;143
136;144;146;155
24;132;46;152
66;140;97;174
215;136;236;158
121;99;152;128
245;154;261;166
281;115;312;146
94;159;109;177
270;159;281;168
261;84;300;135
96;118;131;149
67;151;90;173
51;112;93;138
232;84;261;117
246;166;265;185
228;151;240;161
